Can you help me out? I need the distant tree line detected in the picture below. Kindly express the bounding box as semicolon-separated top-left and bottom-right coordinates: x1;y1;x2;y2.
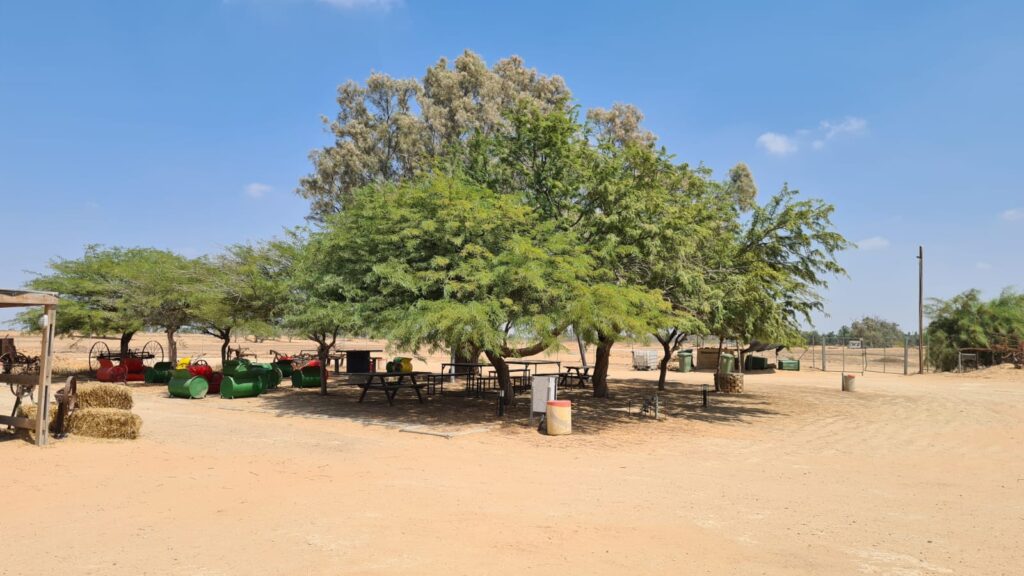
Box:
801;316;915;347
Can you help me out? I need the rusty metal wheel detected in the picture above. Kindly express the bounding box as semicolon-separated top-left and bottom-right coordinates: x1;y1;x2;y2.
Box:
88;341;111;372
141;340;164;367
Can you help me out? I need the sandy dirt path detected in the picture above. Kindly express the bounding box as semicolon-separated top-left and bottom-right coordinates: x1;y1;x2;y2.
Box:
1;335;1023;575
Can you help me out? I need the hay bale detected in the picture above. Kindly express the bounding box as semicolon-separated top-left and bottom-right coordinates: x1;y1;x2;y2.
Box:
77;383;133;410
67;408;142;440
15;404;58;440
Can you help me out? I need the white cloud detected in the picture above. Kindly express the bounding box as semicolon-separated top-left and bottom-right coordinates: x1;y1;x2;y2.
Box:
976;262;992;270
757;116;867;156
756;132;798;156
1001;208;1023;221
821;116;867;140
245;182;272;198
857;236;890;251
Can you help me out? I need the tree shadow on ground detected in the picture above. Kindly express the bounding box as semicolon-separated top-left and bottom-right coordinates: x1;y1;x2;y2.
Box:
245;374;784;436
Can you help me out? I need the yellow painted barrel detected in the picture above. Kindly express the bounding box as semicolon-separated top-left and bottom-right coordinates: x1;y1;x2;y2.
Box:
546;400;572;435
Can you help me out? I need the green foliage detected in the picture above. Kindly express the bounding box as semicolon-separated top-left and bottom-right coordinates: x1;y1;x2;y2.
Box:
17;246;180;339
926;288;1024;371
303;173;594;357
849;316;905;347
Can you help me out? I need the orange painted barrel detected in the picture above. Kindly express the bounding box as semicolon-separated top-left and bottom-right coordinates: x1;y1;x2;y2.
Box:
546;400;572;435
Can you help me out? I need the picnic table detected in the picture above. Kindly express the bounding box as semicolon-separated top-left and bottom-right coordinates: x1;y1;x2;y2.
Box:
439;362;489;397
559;365;592;389
349;371;431;406
504;359;561;381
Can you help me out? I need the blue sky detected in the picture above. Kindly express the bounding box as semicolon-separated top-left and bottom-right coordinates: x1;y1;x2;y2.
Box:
2;0;1022;331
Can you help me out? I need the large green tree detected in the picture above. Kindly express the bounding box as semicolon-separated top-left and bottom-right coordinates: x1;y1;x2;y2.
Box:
18;246;179;357
925;288;1024;371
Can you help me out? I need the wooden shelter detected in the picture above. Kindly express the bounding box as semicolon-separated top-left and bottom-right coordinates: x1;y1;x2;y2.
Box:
0;289;58;446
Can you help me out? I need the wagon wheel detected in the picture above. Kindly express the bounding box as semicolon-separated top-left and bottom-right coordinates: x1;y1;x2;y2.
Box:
141;340;164;367
18;353;40;375
192;359;209;367
8;380;35;401
88;341;111;372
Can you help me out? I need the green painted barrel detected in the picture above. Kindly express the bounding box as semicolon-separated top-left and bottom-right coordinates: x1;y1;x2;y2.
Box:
145;361;174;384
168;369;209;399
274;360;294;377
253;363;283;389
220;375;262;398
220;360;265;399
291;366;321;388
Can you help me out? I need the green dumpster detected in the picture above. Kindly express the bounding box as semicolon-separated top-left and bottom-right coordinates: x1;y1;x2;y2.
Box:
744;355;769;371
220;359;266;399
167;369;209;399
291;365;321;388
719;353;736;374
677;351;693;372
778;359;800;371
145;361;174;384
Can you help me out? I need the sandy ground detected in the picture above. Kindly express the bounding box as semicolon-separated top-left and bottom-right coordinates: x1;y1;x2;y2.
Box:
2;333;1023;575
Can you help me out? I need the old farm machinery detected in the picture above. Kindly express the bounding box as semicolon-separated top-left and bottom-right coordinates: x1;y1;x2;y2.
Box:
88;340;164;383
1;336;40;376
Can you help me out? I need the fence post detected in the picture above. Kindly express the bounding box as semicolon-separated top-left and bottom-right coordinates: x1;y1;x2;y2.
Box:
822;337;827;371
903;336;909;375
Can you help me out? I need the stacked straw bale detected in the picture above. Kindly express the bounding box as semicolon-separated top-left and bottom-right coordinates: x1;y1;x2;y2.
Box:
16;384;142;440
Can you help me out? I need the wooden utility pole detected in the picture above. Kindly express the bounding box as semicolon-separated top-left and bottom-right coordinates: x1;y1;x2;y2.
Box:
917;246;924;374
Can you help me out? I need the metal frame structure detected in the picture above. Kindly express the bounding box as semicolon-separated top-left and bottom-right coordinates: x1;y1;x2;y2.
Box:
0;289;58;446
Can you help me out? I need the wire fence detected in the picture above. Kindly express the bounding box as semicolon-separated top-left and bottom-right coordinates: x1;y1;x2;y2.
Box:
787;337;929;374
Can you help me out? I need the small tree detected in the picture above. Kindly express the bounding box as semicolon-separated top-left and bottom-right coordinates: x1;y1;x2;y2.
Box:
192;244;287;364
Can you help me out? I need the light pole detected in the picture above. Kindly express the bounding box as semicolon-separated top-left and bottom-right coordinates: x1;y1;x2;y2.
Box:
917;246;924;374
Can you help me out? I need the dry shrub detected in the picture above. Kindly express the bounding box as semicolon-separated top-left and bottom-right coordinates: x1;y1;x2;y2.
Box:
77;383;133;410
67;408;142;440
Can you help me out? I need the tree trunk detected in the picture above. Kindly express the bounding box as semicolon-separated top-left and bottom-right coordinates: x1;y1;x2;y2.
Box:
657;336;672;391
119;331;135;358
219;327;232;364
592;335;614;398
166;327;178;366
452;344;481;375
484;350;513;405
318;343;330;395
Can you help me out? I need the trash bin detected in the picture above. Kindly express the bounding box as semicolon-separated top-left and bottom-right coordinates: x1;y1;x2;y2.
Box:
545;400;572;435
719;353;735;374
677;351;693;372
842;373;856;392
777;359;800;371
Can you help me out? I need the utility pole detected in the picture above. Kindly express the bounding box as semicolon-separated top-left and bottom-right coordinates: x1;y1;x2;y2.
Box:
917;246;924;374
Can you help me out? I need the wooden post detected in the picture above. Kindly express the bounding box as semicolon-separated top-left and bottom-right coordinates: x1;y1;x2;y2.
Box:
34;305;56;446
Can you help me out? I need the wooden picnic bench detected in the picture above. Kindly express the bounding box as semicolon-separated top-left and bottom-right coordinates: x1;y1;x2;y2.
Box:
349;371;431;406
